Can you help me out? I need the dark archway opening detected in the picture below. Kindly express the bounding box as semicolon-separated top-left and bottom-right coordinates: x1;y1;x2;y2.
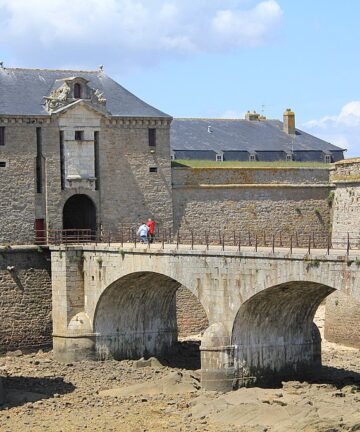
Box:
231;281;335;387
63;194;96;232
94;272;209;369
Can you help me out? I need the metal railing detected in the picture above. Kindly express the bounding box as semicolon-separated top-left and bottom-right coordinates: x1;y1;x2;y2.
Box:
32;228;360;254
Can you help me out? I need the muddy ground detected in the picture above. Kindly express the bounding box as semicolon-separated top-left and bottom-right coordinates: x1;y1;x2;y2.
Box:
0;306;359;432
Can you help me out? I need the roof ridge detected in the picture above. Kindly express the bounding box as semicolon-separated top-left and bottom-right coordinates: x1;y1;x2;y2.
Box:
3;67;100;73
174;117;277;121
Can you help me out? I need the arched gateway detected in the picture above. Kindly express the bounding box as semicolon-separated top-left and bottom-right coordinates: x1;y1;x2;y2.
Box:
63;194;96;232
50;245;360;391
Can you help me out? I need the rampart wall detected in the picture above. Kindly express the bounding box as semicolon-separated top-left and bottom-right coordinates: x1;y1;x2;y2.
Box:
0;247;52;353
172;167;333;240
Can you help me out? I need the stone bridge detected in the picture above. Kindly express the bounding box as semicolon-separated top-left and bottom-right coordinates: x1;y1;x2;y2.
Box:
51;244;360;391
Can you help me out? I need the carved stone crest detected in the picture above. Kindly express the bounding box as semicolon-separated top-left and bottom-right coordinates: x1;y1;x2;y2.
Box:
44;79;107;114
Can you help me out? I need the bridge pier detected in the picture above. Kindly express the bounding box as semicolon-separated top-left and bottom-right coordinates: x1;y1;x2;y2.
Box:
200;323;236;392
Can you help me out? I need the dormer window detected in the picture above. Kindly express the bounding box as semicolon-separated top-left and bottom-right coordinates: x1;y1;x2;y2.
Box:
286;152;294;162
74;83;81;99
216;153;223;162
324;154;332;163
249;152;257;162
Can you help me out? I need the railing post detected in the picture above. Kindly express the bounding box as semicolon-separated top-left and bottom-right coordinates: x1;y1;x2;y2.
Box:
238;232;241;252
108;231;111;247
191;230;194;250
327;234;330;255
169;228;172;244
219;230;222;246
255;234;258;252
296;231;299;248
312;231;315;249
347;232;350;255
134;231;137;248
162;230;164;249
290;235;293;254
176;231;180;249
308;234;311;254
263;230;266;247
205;231;209;250
280;231;283;247
248;231;251;246
272;233;275;253
121;228;124;248
233;231;236;247
222;233;225;251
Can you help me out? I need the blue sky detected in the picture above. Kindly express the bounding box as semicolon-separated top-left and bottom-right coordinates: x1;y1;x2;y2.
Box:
0;0;359;155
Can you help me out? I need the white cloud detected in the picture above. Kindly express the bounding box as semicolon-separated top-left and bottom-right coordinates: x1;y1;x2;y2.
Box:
303;101;360;157
0;0;283;71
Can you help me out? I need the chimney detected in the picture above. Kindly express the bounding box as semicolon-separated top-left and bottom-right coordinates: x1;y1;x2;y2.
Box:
283;108;295;135
245;110;260;121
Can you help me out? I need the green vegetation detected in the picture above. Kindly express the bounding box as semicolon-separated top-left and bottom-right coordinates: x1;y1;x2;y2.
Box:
172;160;332;168
304;258;321;271
355;258;360;267
327;191;335;206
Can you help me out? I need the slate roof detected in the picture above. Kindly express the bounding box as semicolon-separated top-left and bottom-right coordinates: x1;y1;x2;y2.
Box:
0;68;170;118
170;118;345;153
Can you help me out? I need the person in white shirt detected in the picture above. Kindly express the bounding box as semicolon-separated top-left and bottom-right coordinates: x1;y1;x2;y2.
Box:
137;223;149;243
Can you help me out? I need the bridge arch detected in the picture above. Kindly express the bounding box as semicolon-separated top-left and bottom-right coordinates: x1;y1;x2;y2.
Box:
231;281;336;386
93;271;209;361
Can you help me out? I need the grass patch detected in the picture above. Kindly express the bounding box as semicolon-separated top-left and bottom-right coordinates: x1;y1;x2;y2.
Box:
172;160;332;168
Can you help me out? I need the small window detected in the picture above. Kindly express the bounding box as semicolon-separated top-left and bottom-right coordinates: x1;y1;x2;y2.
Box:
249;153;256;162
0;161;6;167
74;83;81;99
170;154;175;161
0;127;4;146
216;154;223;162
148;128;156;147
75;131;84;141
149;167;158;173
286;153;293;162
324;154;332;163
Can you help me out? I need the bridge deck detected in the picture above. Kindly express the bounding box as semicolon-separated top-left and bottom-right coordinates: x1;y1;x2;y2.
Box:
52;242;360;261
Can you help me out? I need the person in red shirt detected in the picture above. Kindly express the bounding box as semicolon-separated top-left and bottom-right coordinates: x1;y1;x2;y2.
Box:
146;218;156;243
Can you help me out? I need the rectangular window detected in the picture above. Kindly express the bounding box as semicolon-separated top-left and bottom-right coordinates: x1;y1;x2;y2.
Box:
249;153;256;162
216;154;223;162
75;130;84;141
286;153;293;162
0;161;6;167
94;131;100;191
60;131;65;190
0;127;4;146
36;127;43;193
149;167;158;173
148;128;156;147
324;154;332;163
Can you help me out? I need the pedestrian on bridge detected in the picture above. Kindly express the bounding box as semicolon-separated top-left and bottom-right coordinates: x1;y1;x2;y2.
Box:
147;218;156;243
137;223;149;243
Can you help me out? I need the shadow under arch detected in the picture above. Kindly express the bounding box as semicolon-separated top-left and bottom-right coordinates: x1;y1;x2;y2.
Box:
63;194;96;231
93;271;209;365
231;281;336;387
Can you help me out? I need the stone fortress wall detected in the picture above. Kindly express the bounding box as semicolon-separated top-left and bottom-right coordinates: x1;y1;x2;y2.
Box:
0;247;52;352
324;158;360;347
172;167;333;242
0;109;173;245
0;161;360;351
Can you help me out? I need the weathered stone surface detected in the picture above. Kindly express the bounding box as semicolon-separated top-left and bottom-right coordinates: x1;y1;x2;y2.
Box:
172;167;332;241
325;290;360;348
51;245;360;389
0;247;52;352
